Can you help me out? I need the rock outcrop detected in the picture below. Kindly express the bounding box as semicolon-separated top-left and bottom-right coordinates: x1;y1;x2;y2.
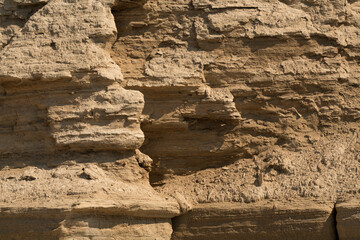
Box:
172;201;337;240
0;0;179;239
336;199;360;240
1;0;360;239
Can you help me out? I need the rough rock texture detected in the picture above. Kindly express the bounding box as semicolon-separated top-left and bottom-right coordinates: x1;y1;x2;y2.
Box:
0;0;179;239
1;0;360;239
112;0;360;198
172;201;337;240
336;199;360;240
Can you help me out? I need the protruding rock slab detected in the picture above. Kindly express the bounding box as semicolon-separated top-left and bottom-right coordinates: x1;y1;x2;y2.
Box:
0;153;180;239
0;207;174;240
172;201;337;240
336;199;360;240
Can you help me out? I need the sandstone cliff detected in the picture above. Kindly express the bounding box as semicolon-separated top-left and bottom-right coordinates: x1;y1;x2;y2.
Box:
1;0;360;239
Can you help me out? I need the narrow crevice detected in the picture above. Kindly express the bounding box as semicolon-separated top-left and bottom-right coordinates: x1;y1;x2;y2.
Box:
334;203;340;240
210;6;259;11
1;35;14;49
170;213;183;240
170;216;176;240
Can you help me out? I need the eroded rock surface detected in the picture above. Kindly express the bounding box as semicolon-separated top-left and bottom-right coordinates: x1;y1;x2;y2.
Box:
336;199;360;240
1;0;360;239
0;0;179;239
172;201;337;240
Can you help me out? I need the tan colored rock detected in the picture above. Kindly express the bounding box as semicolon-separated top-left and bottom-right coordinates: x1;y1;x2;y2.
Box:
0;0;121;82
1;0;360;238
172;201;337;240
0;0;180;239
336;199;360;240
0;207;174;240
113;0;360;194
0;155;180;239
48;83;144;151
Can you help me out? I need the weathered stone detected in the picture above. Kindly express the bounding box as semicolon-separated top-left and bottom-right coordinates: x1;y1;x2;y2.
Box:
172;201;337;240
336;199;360;240
1;0;360;238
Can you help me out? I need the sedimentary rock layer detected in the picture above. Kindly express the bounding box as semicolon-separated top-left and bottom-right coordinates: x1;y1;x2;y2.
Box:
172;201;337;240
112;0;360;195
336;199;360;240
1;0;360;238
0;0;180;239
0;207;174;239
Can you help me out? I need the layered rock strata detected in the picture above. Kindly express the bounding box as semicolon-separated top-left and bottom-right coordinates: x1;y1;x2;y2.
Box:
172;201;337;240
1;0;360;239
336;199;360;240
0;0;179;239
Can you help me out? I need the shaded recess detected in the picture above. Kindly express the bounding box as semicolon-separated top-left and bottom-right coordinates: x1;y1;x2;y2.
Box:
111;0;360;209
0;0;47;49
111;2;249;185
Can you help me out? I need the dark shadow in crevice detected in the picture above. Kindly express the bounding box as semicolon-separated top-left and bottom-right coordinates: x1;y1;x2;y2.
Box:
1;1;47;49
333;203;340;240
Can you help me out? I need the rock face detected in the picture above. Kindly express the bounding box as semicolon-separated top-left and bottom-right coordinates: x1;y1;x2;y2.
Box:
1;0;360;239
172;201;337;240
0;0;179;239
336;199;360;240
